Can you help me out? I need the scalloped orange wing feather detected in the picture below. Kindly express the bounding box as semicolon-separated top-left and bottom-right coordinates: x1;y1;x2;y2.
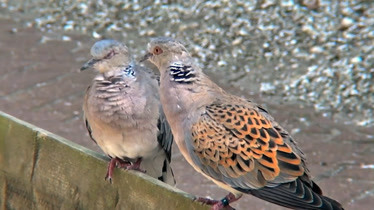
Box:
191;104;304;188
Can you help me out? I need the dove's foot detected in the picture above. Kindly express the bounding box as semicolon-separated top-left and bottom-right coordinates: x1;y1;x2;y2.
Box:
196;193;242;210
124;158;146;173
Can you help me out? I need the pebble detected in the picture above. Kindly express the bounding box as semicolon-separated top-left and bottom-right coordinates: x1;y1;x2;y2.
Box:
340;17;355;30
217;60;227;67
62;36;71;41
92;31;101;39
10;28;18;33
310;46;324;54
350;56;362;64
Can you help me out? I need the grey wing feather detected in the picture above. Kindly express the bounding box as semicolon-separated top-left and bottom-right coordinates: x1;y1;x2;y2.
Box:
157;108;173;162
83;85;97;144
84;117;97;144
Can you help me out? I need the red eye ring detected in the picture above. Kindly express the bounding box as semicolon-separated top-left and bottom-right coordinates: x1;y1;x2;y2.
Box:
153;46;163;55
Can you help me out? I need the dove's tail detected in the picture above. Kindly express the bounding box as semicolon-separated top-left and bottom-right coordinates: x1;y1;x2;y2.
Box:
240;178;344;210
141;148;176;186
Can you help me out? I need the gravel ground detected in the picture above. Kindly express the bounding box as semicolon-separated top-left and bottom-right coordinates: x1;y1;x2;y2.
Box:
2;0;373;127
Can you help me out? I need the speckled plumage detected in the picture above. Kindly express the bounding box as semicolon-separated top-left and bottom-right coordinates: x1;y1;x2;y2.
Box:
81;39;175;185
143;37;343;210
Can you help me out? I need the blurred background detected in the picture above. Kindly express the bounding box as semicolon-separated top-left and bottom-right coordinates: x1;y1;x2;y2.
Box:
0;0;373;209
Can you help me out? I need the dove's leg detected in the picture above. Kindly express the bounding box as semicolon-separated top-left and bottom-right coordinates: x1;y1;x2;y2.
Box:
196;193;242;210
212;193;242;210
105;158;118;183
105;158;146;183
105;157;131;183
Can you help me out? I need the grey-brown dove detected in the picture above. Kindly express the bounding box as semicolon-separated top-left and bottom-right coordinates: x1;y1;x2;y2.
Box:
142;37;343;210
81;39;175;185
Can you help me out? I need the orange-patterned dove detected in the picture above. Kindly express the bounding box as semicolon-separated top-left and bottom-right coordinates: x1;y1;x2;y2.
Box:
141;37;344;210
81;39;175;185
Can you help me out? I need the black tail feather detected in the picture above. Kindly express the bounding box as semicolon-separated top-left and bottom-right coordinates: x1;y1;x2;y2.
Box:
237;178;343;210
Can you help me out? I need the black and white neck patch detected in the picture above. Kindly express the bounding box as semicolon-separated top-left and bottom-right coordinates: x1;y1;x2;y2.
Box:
123;64;135;77
168;62;196;84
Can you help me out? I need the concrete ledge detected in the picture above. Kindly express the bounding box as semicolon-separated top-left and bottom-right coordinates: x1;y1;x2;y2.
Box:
0;111;207;210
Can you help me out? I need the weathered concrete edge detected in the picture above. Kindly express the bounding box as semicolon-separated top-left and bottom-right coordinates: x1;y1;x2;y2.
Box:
0;111;208;209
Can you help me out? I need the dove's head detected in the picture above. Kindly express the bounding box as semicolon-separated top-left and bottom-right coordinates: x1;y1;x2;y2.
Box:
141;37;190;71
80;39;132;73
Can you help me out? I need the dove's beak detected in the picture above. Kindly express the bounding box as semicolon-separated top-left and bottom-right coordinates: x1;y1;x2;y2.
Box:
139;52;152;63
80;58;99;71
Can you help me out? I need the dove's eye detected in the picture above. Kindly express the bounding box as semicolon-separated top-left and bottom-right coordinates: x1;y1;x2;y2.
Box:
104;50;115;59
153;46;163;55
